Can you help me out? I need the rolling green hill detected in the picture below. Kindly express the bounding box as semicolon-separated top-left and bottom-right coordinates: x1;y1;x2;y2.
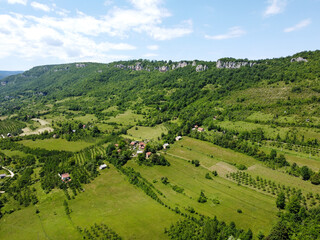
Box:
1;50;320;239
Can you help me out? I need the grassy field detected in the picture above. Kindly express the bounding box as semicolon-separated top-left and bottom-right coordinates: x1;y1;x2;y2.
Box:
0;166;180;240
247;164;320;195
260;144;320;171
126;154;278;235
106;110;144;125
216;120;320;141
0;149;28;157
125;124;168;141
169;136;258;168
20;138;95;152
73;114;98;122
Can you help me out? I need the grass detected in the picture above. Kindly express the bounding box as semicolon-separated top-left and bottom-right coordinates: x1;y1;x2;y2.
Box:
125;124;168;141
20;138;95;152
72;114;98;122
0;149;28;157
260;144;320;171
0;166;180;240
126;154;278;235
169;136;258;168
216;120;320;141
106;110;144;125
247;164;320;195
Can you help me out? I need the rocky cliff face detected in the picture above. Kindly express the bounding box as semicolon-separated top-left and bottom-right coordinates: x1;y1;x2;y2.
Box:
291;57;308;63
159;66;169;72
216;60;255;69
115;60;208;73
196;65;208;72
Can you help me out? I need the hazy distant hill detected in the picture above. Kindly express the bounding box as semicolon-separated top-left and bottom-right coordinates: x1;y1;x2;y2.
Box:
0;71;23;80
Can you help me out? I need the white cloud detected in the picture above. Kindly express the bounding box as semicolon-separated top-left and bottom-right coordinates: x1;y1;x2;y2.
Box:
205;26;246;40
147;45;159;50
284;19;311;32
146;20;193;41
31;2;51;12
0;0;192;64
104;0;113;6
264;0;287;17
0;13;136;62
7;0;27;5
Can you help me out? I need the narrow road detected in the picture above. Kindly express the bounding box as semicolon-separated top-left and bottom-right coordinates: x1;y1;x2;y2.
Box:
2;166;14;177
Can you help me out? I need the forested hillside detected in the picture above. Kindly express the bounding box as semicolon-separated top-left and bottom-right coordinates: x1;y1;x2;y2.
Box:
1;50;320;239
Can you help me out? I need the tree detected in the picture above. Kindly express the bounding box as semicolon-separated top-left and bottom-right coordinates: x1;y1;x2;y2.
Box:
286;195;301;214
270;149;277;160
310;172;320;185
300;166;311;180
276;192;286;209
198;191;207;203
267;221;290;240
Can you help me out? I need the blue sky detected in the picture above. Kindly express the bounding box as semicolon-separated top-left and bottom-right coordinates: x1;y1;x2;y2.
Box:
0;0;319;70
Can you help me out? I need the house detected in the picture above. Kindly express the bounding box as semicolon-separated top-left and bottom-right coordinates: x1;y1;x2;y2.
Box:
115;144;119;147
99;164;108;170
194;125;198;128
163;143;169;149
7;133;12;137
130;141;136;146
175;136;182;141
139;142;146;149
137;150;143;154
198;128;204;132
146;152;152;159
0;174;6;179
117;149;121;153
60;173;71;182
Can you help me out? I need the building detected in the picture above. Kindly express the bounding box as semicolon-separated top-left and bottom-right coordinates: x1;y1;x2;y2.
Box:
198;128;204;132
175;136;182;141
139;142;146;149
61;173;71;182
0;174;6;179
163;143;169;149
99;164;108;170
146;152;152;159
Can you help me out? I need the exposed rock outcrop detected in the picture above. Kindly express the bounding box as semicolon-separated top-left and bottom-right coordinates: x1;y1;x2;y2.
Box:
196;65;208;72
291;57;308;63
76;63;86;68
159;66;169;72
176;62;188;68
216;60;255;69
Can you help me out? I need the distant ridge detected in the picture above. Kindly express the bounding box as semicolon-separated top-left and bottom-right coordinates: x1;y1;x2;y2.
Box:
0;71;23;80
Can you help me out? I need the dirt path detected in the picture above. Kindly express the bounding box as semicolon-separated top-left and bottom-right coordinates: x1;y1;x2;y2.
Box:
20;118;53;136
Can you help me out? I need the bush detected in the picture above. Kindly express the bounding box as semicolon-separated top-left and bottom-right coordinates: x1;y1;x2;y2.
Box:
205;173;212;180
198;191;207;203
192;160;200;167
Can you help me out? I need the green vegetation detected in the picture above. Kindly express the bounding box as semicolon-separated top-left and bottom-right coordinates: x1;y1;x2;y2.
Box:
1;50;320;239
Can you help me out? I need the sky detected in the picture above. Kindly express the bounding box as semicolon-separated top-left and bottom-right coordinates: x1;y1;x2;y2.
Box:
0;0;319;70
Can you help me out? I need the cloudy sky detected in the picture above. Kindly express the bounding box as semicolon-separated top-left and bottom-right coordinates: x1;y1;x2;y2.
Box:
0;0;319;70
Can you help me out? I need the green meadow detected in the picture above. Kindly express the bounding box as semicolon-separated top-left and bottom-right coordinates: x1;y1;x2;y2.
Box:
0;166;180;240
20;138;95;152
125;124;168;141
